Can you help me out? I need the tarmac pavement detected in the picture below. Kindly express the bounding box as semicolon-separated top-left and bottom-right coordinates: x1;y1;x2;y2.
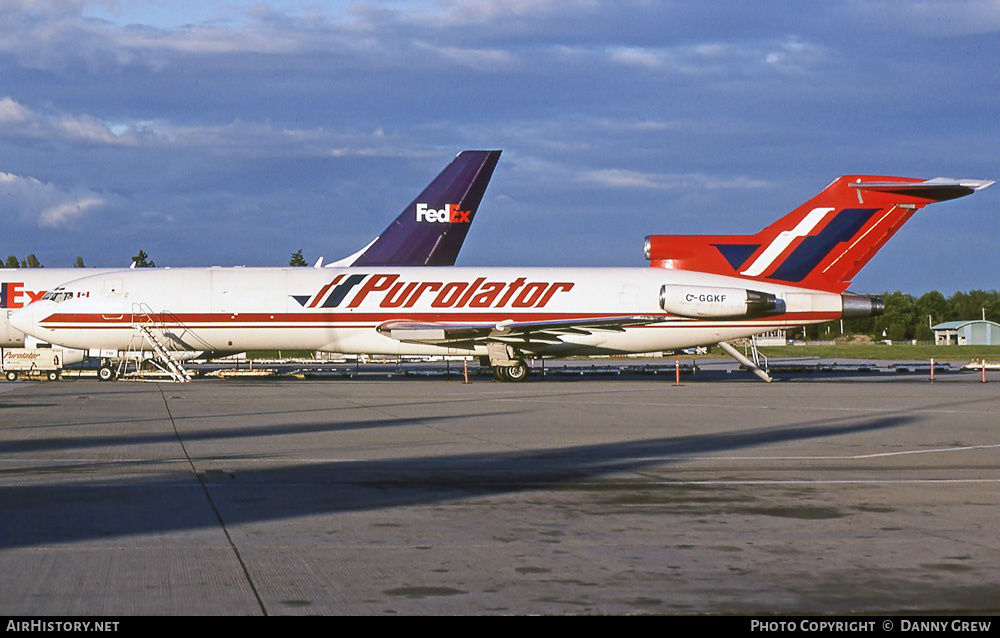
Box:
0;367;998;615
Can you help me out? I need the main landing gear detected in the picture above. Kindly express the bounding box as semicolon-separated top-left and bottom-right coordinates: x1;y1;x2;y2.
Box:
486;343;531;383
492;359;529;383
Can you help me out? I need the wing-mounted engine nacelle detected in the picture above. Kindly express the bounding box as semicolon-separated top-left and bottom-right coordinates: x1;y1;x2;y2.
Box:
660;285;785;319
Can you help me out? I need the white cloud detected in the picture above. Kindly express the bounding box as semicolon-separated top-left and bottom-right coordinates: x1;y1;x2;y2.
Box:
140;210;176;223
606;46;663;70
416;42;516;71
0;172;105;228
0;97;430;159
603;38;827;75
0;3;311;74
0;97;33;123
414;0;599;26
578;169;770;191
0;97;131;146
38;196;104;228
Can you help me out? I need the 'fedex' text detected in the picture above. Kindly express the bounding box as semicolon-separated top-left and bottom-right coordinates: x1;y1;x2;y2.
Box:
416;203;470;223
1;282;46;309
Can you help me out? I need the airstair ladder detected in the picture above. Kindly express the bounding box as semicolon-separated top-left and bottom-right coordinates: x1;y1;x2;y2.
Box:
132;323;192;382
718;339;772;383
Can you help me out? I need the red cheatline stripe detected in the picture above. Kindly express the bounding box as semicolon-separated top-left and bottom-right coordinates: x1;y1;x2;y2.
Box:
39;311;841;331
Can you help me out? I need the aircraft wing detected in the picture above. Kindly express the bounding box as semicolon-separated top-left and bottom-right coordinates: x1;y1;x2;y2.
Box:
376;315;662;346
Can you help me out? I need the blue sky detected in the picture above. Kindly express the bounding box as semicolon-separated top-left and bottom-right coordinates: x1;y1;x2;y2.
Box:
1;0;997;294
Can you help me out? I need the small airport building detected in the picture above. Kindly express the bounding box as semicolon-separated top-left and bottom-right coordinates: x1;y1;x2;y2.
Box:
753;329;788;346
931;320;1000;346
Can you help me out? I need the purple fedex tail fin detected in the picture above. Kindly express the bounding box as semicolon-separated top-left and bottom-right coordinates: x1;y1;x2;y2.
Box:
348;150;501;267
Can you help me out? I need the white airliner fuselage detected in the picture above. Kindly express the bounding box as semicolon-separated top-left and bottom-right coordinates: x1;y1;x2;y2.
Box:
11;266;847;357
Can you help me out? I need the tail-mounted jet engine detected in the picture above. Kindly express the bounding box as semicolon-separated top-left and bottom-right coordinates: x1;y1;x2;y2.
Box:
660;285;784;319
841;293;884;319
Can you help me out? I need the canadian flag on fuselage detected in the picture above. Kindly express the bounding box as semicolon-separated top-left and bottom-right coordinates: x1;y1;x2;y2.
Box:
646;176;994;293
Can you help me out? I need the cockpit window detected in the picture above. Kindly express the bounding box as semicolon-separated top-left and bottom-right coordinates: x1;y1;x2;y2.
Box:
41;289;75;303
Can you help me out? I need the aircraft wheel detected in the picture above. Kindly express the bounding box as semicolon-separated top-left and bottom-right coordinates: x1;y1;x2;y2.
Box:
505;360;529;383
46;371;59;381
5;371;16;382
492;366;509;382
98;365;116;382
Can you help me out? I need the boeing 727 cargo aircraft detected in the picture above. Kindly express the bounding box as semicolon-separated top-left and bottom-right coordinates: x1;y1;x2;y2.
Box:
11;173;992;382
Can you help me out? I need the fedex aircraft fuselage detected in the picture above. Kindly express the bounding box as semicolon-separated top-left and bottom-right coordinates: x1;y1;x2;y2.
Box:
11;266;854;356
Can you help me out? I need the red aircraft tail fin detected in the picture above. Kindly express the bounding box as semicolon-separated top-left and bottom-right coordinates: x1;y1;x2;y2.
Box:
646;176;993;292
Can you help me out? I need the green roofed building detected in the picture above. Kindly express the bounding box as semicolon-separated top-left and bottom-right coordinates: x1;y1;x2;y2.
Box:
931;320;1000;346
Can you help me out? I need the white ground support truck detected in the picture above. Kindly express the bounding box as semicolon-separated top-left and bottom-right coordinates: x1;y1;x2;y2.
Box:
1;347;64;381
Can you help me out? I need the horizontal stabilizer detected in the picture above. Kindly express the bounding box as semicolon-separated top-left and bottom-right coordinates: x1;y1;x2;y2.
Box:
850;177;995;202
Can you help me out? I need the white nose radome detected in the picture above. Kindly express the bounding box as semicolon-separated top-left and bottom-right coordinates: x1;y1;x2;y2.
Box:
9;301;46;339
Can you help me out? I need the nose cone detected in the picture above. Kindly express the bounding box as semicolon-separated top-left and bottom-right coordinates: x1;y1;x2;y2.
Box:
10;301;47;339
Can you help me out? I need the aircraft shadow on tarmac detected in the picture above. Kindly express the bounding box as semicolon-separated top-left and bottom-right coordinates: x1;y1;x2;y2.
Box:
0;412;916;549
0;411;505;455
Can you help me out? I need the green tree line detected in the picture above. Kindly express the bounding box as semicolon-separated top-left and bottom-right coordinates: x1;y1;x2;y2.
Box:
3;254;45;268
2;252;155;269
6;249;309;268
